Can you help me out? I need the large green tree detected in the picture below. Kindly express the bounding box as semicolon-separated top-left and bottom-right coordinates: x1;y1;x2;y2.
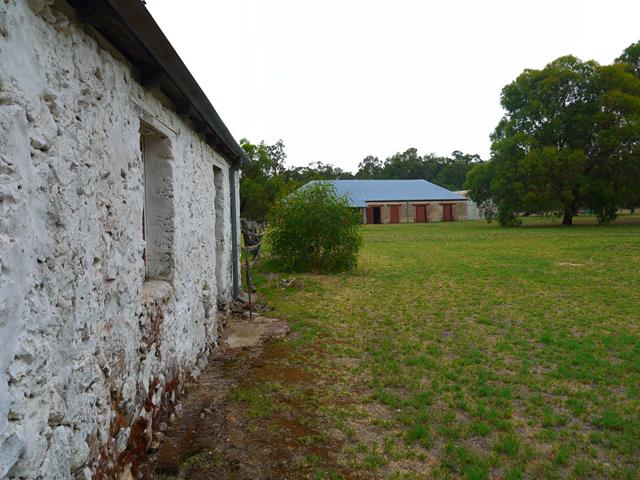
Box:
240;139;297;221
433;151;482;190
355;155;384;179
472;52;640;225
464;160;498;222
616;40;640;211
240;140;356;221
617;40;640;77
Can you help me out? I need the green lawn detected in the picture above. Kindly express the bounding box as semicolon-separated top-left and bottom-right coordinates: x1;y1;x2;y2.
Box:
251;216;640;479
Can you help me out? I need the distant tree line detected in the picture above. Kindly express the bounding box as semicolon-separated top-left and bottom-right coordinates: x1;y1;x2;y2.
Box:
354;150;481;190
465;40;640;226
240;139;482;221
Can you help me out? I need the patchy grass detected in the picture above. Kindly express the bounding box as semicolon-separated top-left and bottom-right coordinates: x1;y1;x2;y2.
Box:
254;215;640;478
229;381;282;417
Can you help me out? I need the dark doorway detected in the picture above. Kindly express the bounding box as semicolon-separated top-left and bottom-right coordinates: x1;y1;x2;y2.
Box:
373;206;381;224
415;205;427;223
442;204;453;222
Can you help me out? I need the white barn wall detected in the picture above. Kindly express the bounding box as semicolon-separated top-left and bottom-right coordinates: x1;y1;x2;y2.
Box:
455;190;481;220
466;200;481;220
0;1;236;478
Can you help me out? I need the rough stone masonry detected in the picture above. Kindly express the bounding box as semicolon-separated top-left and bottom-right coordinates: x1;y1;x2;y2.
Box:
0;1;242;478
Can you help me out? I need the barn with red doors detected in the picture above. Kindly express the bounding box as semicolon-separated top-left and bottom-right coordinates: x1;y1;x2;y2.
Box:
305;180;468;224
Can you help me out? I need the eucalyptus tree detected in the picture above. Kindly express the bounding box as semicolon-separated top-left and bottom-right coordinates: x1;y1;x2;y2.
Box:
472;52;640;225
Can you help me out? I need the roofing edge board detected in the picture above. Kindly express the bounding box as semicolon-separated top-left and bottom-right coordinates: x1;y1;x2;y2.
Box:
66;0;249;167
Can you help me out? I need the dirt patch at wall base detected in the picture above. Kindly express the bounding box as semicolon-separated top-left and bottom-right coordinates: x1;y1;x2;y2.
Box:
150;313;346;480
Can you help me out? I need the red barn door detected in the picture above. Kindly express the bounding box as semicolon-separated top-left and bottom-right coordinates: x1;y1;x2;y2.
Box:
366;206;374;224
415;205;427;223
442;204;453;222
389;205;400;224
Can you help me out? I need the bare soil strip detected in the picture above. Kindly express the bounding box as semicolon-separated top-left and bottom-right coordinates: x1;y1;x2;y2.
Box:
151;312;343;480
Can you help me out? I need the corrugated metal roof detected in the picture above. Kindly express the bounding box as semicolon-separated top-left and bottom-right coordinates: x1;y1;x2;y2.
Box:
308;180;466;207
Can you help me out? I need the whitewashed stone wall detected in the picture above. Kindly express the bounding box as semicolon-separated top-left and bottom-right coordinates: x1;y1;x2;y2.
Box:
0;1;239;478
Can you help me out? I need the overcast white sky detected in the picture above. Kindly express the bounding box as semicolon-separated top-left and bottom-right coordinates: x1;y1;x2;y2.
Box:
146;1;640;172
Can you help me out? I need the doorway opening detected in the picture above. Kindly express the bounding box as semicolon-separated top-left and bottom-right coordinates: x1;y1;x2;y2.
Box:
373;206;381;224
415;205;427;223
213;165;227;306
442;204;453;222
140;123;174;281
366;205;383;224
389;205;400;224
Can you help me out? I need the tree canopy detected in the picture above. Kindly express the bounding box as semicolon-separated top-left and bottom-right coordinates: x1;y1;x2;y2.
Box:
466;46;640;226
617;40;640;77
355;149;481;191
239;139;298;221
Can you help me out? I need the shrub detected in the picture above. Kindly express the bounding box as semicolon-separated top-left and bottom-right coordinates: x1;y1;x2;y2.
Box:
266;182;362;272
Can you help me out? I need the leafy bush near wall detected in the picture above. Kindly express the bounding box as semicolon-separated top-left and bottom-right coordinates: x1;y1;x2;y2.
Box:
267;182;362;273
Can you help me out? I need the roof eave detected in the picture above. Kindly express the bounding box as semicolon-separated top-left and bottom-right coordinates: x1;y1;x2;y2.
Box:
67;0;249;168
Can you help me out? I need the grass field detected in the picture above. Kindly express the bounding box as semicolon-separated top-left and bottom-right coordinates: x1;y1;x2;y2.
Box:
247;216;640;479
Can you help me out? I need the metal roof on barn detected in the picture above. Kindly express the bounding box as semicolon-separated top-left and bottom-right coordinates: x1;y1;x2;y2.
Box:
307;180;466;207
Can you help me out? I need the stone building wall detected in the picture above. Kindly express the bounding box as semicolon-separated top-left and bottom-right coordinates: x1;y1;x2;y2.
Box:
0;1;239;478
452;202;468;221
363;201;467;224
426;203;441;222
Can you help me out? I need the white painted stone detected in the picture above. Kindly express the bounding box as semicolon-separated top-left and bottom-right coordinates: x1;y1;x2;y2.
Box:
0;1;241;478
41;426;71;480
0;433;24;478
